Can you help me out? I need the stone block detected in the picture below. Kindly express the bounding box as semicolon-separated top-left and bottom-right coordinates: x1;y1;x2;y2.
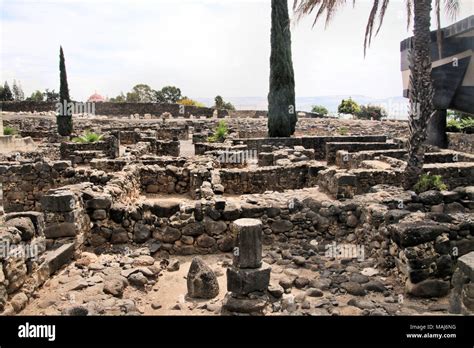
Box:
44;222;77;238
227;263;271;295
458;251;474;280
42;242;76;275
41;191;76;212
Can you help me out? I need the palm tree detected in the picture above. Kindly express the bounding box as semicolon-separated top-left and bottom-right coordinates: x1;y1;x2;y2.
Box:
293;0;459;189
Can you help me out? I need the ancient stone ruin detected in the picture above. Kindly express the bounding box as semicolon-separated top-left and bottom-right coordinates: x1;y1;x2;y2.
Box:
0;110;473;316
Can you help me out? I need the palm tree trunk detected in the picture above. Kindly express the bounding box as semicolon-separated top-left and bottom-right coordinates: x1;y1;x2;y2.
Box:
403;0;435;189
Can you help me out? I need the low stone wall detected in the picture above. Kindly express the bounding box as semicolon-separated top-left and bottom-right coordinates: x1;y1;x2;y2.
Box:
448;132;474;154
326;142;401;164
140;137;180;157
156;127;189;141
60;135;120;164
319;163;474;198
386;188;474;298
233;135;387;160
425;162;474;189
219;162;325;194
228;110;268;119
0;136;37;154
140;165;190;194
0;161;114;213
1;101;215;118
336;149;407;169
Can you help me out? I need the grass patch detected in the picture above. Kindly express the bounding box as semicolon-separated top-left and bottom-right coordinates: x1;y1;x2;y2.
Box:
414;174;447;193
72;132;104;143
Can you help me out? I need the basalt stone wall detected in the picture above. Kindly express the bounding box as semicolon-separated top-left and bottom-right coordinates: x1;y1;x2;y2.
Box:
228;110;268;119
319;163;474;199
336;149;408;169
326;142;401;164
425;151;474;164
156;127;189;141
1;101;56;113
60;135;120;162
233;135;388;160
218;163;325;194
82;194;381;258
0;185;93;314
140;137;180;157
1;101;215;118
425;162;474;189
139;165;191;195
0;161;114;213
387;196;474;298
92;103;215;118
448;133;474;154
336;149;474;170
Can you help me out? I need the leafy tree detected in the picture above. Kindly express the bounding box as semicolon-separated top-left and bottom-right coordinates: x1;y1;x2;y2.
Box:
58;46;73;136
126;91;140;103
12;80;24;101
356;104;387;120
1;81;14;101
131;84;154;103
311;105;328;116
27;90;44;102
338;98;361;115
155;86;182;104
110;92;126;103
214;95;235;111
44;89;59;102
268;0;296;137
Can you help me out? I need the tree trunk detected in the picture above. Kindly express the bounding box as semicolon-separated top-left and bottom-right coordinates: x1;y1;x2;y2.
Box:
268;0;296;137
403;0;434;189
426;109;448;148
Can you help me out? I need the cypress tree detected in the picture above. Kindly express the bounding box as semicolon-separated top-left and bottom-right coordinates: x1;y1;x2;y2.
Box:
268;0;296;137
57;46;73;136
2;81;14;101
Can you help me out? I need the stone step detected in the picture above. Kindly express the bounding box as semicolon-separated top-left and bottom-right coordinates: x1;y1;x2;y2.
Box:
326;142;401;164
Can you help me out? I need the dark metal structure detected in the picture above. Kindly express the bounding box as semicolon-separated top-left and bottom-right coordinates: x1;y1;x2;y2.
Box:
401;15;474;147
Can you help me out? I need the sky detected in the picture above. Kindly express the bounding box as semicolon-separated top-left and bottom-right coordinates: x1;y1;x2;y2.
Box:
1;0;473;103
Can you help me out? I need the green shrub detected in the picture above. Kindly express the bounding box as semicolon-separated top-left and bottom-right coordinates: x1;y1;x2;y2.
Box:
338;127;348;135
3;126;16;135
460;117;474;133
311;105;329;116
338;97;361;115
447;118;461;131
72;132;103;143
208;121;228;143
356;104;387;121
177;98;205;107
413;174;447;193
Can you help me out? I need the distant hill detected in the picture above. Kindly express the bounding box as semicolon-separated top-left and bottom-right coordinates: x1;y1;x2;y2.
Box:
196;95;409;120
